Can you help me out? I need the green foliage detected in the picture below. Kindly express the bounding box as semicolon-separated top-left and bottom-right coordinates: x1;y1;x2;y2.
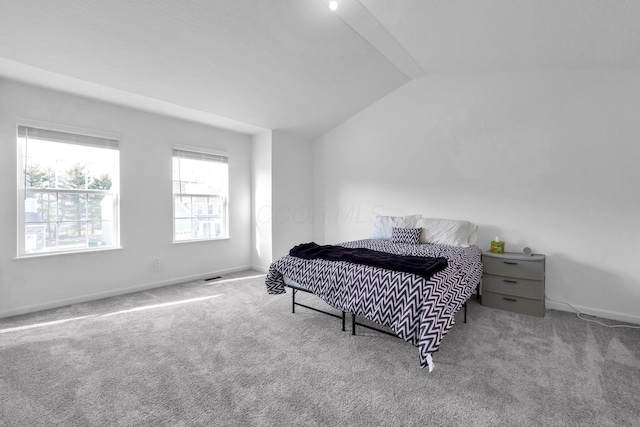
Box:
26;164;55;188
25;163;112;190
90;173;112;190
64;163;88;188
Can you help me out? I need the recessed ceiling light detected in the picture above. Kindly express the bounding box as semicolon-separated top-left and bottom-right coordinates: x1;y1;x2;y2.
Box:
329;1;338;11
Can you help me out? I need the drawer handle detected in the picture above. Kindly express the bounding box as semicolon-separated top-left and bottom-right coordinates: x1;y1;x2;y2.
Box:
503;261;518;265
503;297;518;302
503;279;518;284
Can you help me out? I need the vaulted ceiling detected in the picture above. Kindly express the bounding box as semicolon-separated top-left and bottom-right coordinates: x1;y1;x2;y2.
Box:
1;0;638;139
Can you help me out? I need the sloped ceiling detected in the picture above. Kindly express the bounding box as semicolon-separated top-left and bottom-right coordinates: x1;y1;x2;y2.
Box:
364;0;640;73
1;0;638;139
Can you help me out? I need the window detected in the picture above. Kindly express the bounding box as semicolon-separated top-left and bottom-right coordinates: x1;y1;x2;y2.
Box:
172;147;228;241
17;124;120;256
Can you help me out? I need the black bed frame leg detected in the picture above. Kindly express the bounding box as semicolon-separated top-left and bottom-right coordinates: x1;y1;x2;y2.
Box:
342;311;346;331
351;313;356;335
464;301;467;324
292;289;296;313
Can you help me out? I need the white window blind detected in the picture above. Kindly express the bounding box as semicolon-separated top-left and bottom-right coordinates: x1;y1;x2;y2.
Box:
172;148;227;164
18;125;119;150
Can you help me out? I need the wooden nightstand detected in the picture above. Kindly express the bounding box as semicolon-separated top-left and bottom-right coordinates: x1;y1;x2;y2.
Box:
481;251;545;317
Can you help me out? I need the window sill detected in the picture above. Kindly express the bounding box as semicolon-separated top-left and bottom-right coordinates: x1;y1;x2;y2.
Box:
15;246;123;260
172;237;230;244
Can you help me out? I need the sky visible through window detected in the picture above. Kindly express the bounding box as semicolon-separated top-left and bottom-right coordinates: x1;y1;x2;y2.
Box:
172;157;227;195
23;138;118;188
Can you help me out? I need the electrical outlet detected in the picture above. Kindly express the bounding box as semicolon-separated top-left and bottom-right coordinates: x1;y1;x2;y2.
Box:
153;259;160;272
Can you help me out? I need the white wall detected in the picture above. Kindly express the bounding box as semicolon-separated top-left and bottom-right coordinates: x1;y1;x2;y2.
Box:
250;130;315;270
0;78;253;317
251;130;273;271
271;130;315;259
314;70;640;324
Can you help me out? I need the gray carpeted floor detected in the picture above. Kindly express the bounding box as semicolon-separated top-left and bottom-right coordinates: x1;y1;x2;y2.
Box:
0;270;638;426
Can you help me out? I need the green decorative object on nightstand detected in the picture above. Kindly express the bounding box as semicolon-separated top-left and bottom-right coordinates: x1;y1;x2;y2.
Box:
481;251;546;317
490;237;504;254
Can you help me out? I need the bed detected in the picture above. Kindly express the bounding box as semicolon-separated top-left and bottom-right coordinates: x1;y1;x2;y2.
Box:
264;216;483;371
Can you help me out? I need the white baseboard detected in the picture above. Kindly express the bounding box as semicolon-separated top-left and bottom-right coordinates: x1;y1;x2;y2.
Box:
8;271;635;326
545;299;640;325
0;265;254;319
251;264;269;273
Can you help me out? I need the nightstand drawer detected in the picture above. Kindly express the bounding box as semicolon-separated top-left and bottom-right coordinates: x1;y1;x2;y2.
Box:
482;274;544;299
482;291;545;317
483;256;544;280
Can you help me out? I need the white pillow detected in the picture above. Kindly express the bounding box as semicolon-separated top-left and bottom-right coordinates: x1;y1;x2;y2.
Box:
369;214;422;239
416;218;478;246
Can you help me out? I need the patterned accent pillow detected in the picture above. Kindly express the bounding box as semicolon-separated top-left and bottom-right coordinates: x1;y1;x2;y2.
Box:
391;227;422;245
369;214;421;239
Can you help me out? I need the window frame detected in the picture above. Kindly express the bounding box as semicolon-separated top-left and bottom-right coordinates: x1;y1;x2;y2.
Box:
16;120;121;257
172;145;229;243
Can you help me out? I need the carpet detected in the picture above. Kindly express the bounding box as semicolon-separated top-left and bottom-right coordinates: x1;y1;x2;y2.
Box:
0;271;638;426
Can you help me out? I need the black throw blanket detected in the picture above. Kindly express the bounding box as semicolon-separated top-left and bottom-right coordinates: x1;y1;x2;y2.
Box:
289;242;448;280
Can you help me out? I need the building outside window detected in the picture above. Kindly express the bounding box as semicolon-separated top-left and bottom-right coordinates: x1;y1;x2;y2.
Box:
172;147;228;241
17;124;120;256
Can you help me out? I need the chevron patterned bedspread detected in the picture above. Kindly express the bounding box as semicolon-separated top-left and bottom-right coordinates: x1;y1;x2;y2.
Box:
265;239;483;369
